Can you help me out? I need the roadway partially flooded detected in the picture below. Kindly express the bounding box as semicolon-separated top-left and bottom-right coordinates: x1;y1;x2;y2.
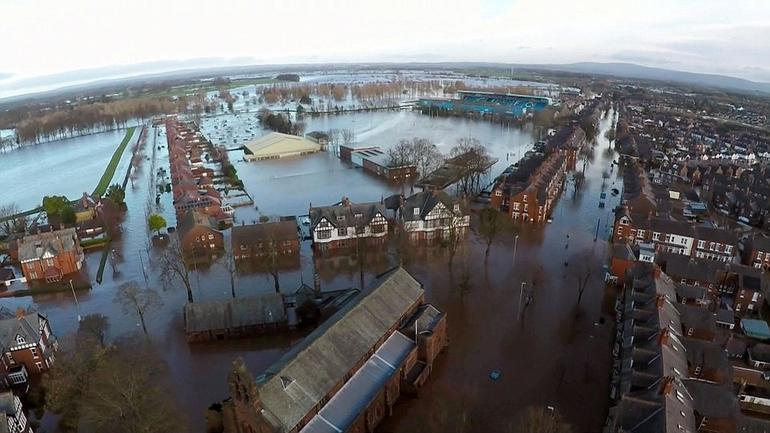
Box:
2;104;619;432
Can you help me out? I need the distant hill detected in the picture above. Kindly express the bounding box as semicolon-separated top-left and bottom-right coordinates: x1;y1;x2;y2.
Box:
519;62;770;95
3;60;770;106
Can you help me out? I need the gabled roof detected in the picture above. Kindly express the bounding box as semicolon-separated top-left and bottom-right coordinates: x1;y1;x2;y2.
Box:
309;201;386;230
402;190;458;222
253;267;424;432
183;293;286;334
18;227;79;262
0;306;45;351
177;210;218;237
231;221;298;246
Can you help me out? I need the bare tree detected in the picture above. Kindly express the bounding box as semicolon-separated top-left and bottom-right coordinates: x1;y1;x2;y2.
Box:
568;250;593;306
115;282;162;336
78;313;109;346
450;138;493;196
80;336;183;433
341;128;355;146
159;238;195;303
0;203;22;237
477;207;512;260
440;199;468;269
514;406;572;433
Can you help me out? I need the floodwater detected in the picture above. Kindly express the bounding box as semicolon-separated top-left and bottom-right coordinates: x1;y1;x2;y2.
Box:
379;108;621;433
2;105;619;433
0;129;138;210
200;110;534;222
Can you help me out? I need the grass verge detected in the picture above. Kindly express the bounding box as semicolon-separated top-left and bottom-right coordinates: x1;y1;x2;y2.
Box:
92;126;136;197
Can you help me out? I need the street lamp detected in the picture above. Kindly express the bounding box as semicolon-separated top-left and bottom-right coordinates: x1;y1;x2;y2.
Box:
69;279;82;322
518;281;527;320
512;234;520;268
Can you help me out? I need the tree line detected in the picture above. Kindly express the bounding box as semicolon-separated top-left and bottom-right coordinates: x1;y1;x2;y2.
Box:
11;97;178;144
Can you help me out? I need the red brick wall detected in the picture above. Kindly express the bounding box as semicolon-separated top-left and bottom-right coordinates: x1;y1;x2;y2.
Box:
21;249;79;281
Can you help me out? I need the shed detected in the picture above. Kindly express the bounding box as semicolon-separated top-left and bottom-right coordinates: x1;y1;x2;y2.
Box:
742;319;770;341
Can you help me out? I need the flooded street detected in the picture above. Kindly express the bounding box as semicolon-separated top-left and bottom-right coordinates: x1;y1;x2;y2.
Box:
379;109;620;433
1;107;617;432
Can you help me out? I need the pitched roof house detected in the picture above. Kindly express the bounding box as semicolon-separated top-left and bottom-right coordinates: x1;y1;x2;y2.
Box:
309;198;388;250
0;306;57;386
17;227;83;282
401;190;469;243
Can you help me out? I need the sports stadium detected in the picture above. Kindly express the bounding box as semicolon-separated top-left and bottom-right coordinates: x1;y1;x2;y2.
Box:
417;90;550;118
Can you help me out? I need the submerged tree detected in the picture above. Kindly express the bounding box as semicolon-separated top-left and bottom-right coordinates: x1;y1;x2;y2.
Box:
477;207;512;260
159;237;195;303
115;281;163;336
148;213;167;236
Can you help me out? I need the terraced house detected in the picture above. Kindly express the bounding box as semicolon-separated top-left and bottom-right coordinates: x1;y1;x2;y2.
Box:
309;198;387;251
490;126;584;223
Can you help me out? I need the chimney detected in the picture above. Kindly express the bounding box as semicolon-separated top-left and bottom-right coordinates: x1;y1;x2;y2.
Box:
342;197;351;207
658;328;670;347
655;294;665;309
15;307;25;320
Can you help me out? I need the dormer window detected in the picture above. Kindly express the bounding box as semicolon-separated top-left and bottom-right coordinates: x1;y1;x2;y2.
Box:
15;334;25;344
453;204;460;212
336;216;345;222
413;208;420;216
354;213;363;219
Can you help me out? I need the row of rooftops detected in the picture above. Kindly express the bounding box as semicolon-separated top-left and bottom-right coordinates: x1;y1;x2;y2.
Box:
607;264;760;433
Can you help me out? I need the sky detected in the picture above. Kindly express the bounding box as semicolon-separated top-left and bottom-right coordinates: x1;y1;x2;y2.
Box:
1;0;770;97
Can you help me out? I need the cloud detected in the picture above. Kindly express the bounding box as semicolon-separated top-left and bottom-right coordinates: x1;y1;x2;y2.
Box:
1;0;770;95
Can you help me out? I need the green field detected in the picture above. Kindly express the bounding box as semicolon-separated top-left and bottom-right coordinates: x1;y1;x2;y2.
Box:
92;126;135;197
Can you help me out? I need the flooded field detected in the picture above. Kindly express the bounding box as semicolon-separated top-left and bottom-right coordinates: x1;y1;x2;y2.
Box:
0;128;138;210
200;110;535;222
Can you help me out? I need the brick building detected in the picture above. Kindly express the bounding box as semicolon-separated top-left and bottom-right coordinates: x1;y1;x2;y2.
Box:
400;190;470;243
219;267;447;433
17;228;83;282
231;221;299;260
0;306;57;387
177;211;224;258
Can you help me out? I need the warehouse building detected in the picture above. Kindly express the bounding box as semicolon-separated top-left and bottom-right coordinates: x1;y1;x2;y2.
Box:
243;132;321;161
220;267;448;433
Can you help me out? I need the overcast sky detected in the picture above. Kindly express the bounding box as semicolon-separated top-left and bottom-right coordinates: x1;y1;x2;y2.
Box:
2;0;770;97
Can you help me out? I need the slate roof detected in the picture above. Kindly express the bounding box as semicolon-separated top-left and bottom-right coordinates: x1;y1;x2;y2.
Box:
682;379;740;421
309;201;386;230
300;331;415;433
693;226;737;245
0;306;45;351
253;267;424;433
402;190;457;222
749;343;770;363
177;210;217;237
183;293;286;334
231;221;298;246
18;227;79;262
753;234;770;252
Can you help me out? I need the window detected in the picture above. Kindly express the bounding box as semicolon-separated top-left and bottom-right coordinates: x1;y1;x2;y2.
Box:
208;234;214;240
337;215;345;222
36;361;44;372
513;202;520;211
675;390;685;403
46;258;54;267
697;240;706;249
413;208;420;216
372;224;385;234
317;230;332;240
30;347;38;358
15;334;25;345
240;244;247;251
523;195;527;202
354;213;363;219
337;228;347;237
356;226;366;235
453;204;460;212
